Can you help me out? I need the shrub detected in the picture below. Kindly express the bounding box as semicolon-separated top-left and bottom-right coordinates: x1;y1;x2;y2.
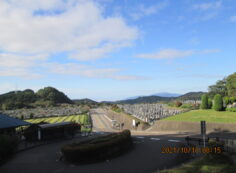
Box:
224;97;230;105
0;135;19;164
208;99;213;109
61;130;132;163
201;94;208;109
229;97;236;104
213;94;223;111
226;108;236;112
175;101;182;107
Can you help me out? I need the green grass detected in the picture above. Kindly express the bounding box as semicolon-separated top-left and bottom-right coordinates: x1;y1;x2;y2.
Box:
160;154;236;173
25;114;92;132
164;109;236;123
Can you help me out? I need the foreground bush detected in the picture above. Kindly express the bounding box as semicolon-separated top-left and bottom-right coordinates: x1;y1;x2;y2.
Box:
0;135;19;164
61;130;132;163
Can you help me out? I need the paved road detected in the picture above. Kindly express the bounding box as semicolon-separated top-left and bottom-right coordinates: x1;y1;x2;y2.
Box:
90;108;115;132
0;109;194;173
0;134;191;173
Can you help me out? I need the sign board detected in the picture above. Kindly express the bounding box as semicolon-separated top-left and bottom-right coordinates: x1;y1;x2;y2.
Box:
201;121;206;136
132;119;136;127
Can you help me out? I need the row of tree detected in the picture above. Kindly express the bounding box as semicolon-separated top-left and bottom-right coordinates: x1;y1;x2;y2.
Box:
201;94;223;111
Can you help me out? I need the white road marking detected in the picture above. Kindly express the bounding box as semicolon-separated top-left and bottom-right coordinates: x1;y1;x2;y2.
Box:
136;136;145;139
150;138;160;141
168;139;180;143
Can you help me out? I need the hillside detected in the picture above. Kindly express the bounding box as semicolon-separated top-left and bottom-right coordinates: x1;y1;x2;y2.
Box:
176;92;206;101
73;98;98;105
114;95;174;104
0;87;73;110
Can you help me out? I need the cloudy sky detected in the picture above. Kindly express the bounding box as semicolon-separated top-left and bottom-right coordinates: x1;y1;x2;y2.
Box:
0;0;236;101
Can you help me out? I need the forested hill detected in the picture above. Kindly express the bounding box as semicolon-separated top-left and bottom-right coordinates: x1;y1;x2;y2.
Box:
177;92;206;101
114;95;174;104
0;87;73;110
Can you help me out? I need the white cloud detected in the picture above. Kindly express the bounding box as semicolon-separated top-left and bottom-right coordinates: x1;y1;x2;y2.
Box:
136;49;194;59
130;1;168;20
136;49;220;59
0;0;137;57
230;15;236;22
45;63;147;80
0;0;139;78
193;1;222;11
0;53;47;78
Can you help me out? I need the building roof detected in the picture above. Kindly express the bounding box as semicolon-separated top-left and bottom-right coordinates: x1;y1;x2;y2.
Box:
38;121;75;129
0;113;31;129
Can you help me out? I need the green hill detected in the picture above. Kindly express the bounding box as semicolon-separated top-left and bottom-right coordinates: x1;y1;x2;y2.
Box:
0;87;73;110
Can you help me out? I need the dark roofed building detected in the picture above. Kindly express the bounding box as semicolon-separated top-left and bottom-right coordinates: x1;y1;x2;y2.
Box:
0;113;31;135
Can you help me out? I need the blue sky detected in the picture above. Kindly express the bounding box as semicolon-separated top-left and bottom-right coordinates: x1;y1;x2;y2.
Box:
0;0;236;101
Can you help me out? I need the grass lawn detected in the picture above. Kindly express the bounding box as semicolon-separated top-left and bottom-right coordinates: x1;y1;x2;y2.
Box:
160;154;236;173
164;109;236;123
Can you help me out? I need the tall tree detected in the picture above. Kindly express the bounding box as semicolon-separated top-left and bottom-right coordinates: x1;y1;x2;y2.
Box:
226;73;236;97
208;78;227;98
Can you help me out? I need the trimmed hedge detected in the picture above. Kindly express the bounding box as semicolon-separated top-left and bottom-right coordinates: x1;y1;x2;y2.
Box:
201;94;208;109
213;94;223;111
61;130;132;163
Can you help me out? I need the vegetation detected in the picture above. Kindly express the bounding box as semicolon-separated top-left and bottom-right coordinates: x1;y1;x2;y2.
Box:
160;152;236;173
175;101;182;107
61;130;132;163
208;72;236;98
164;110;236;123
208;98;213;109
0;87;73;110
226;73;236;97
226;108;236;112
201;94;209;109
177;92;206;101
0;135;19;164
26;114;91;132
213;94;223;111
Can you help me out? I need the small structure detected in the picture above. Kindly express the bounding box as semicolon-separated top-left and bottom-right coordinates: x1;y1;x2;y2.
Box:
24;121;80;141
0;113;31;135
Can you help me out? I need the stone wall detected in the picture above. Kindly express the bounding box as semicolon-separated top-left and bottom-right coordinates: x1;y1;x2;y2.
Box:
117;104;186;123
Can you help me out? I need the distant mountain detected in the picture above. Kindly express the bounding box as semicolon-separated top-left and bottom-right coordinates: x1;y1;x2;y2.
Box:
112;91;205;104
177;92;206;100
152;92;181;97
114;95;174;104
73;98;98;105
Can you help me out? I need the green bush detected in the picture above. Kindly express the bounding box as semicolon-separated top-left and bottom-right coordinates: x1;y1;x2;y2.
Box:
226;108;236;112
208;98;213;109
213;94;223;111
230;97;236;104
224;97;230;105
61;130;132;163
201;94;208;109
0;135;19;164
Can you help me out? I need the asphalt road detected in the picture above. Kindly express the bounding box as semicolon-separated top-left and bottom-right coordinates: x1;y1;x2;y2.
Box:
0;108;193;173
0;134;191;173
